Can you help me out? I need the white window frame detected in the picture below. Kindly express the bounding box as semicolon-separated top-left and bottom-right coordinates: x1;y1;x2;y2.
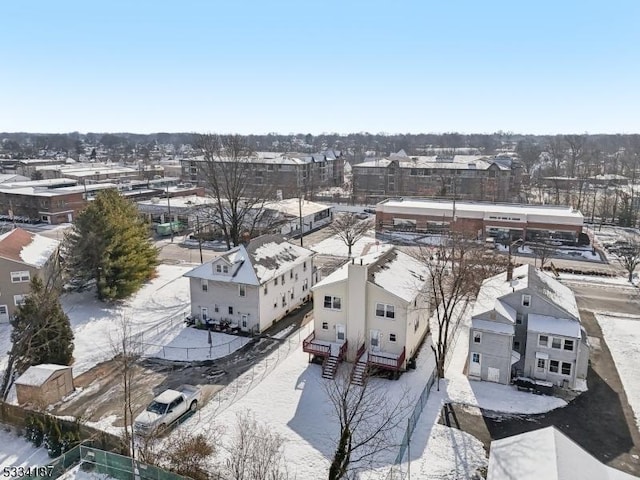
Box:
471;352;480;364
223;265;229;274
522;294;531;307
473;331;482;344
551;337;562;349
14;294;26;306
561;362;572;376
538;334;549;347
537;358;546;370
216;264;222;273
201;279;208;292
214;304;219;313
389;333;397;342
324;296;341;310
563;339;574;351
239;285;246;297
0;305;6;315
375;303;395;319
549;360;559;373
322;322;329;330
11;271;30;283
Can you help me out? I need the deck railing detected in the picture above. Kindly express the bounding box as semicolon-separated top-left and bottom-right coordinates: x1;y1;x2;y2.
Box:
355;342;366;363
302;331;331;356
338;340;349;360
369;346;406;371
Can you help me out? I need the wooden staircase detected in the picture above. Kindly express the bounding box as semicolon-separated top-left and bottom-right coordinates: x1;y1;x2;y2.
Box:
322;355;340;379
351;343;368;386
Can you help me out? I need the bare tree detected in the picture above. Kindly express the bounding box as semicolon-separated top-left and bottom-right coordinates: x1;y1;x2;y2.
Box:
529;242;556;270
110;314;140;458
564;134;587;178
328;213;373;257
224;411;290;480
418;236;508;384
195;134;276;249
616;236;640;282
325;367;410;480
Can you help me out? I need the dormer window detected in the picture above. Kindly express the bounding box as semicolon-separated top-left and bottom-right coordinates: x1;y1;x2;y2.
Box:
216;264;222;273
223;265;229;274
521;294;531;307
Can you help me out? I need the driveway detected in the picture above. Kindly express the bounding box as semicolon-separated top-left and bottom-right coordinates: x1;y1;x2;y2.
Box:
442;281;640;476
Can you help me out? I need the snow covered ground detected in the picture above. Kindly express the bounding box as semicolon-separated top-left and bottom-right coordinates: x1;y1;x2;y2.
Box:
559;272;637;286
0;425;51;467
58;465;113;480
596;313;640;433
311;231;388;257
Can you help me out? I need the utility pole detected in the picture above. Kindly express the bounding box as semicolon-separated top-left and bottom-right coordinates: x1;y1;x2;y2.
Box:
196;214;203;264
299;195;304;247
407;417;411;480
166;184;173;243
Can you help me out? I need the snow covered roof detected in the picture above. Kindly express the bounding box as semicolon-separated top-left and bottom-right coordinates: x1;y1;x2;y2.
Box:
527;314;581;338
472;318;514;335
487;426;637;480
354;155;510;171
264;198;332;218
0;228;59;268
473;264;580;321
313;248;429;303
15;364;71;387
184;235;314;286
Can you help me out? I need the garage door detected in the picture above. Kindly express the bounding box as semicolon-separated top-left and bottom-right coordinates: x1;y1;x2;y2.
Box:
487;367;500;383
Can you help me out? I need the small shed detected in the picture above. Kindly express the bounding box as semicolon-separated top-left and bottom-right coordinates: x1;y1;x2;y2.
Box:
15;364;74;407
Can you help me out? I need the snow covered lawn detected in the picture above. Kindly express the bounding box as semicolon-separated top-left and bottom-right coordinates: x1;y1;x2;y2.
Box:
559;272;637;287
596;313;640;433
0;425;51;467
310;231;387;257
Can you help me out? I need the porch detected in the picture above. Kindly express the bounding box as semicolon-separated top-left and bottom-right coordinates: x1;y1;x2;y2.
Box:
302;332;348;379
351;343;406;386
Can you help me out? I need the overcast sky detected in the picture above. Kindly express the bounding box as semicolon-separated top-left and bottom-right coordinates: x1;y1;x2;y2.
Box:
1;0;639;135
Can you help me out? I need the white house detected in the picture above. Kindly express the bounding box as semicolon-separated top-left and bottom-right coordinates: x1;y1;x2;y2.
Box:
487;426;636;480
468;264;589;389
303;247;431;383
184;235;315;334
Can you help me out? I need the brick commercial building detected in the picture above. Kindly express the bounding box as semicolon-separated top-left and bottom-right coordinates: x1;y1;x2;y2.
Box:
376;198;584;243
352;151;520;204
180;150;344;200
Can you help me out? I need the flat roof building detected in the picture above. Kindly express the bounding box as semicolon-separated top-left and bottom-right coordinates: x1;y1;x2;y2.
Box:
376;198;583;242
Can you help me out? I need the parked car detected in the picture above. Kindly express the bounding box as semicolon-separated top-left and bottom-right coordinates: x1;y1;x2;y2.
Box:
134;385;202;435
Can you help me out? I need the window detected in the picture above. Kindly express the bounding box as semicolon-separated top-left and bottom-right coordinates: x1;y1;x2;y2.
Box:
322;322;329;330
10;271;30;283
522;295;531;307
201;280;208;292
228;306;233;315
295;273;298;281
290;289;294;299
275;277;278;286
516;313;523;325
290;271;293;279
561;362;572;376
241;315;248;328
303;261;307;271
538;335;549;347
563;340;574;351
537;358;546;369
473;331;482;344
414;318;420;332
216;265;222;273
214;304;219;313
549;360;559;373
282;294;286;307
324;296;341;310
0;306;6;316
303;279;308;291
13;295;26;306
281;274;285;285
552;338;562;349
389;333;397;342
264;285;268;295
375;303;395;319
471;353;480;364
239;285;246;297
223;265;229;274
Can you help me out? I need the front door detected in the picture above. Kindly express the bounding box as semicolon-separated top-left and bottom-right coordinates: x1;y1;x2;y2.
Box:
535;358;547;380
336;324;346;342
469;352;481;377
0;305;8;323
241;314;248;329
370;330;381;352
200;307;208;321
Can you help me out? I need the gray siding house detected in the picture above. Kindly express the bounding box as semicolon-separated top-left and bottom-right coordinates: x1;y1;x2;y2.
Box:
184;235;315;334
468;264;589;389
0;228;60;322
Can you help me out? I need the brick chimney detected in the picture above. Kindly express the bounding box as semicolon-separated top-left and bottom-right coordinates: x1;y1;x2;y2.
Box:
506;262;514;281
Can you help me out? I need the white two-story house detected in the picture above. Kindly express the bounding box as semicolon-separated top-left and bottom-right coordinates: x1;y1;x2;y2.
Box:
303;247;431;383
468;264;589;389
184;235;315;334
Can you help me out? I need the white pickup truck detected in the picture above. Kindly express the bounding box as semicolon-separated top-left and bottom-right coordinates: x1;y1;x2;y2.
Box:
134;385;201;435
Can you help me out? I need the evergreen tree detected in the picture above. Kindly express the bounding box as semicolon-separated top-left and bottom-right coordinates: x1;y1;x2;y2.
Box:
63;189;158;301
0;277;74;399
